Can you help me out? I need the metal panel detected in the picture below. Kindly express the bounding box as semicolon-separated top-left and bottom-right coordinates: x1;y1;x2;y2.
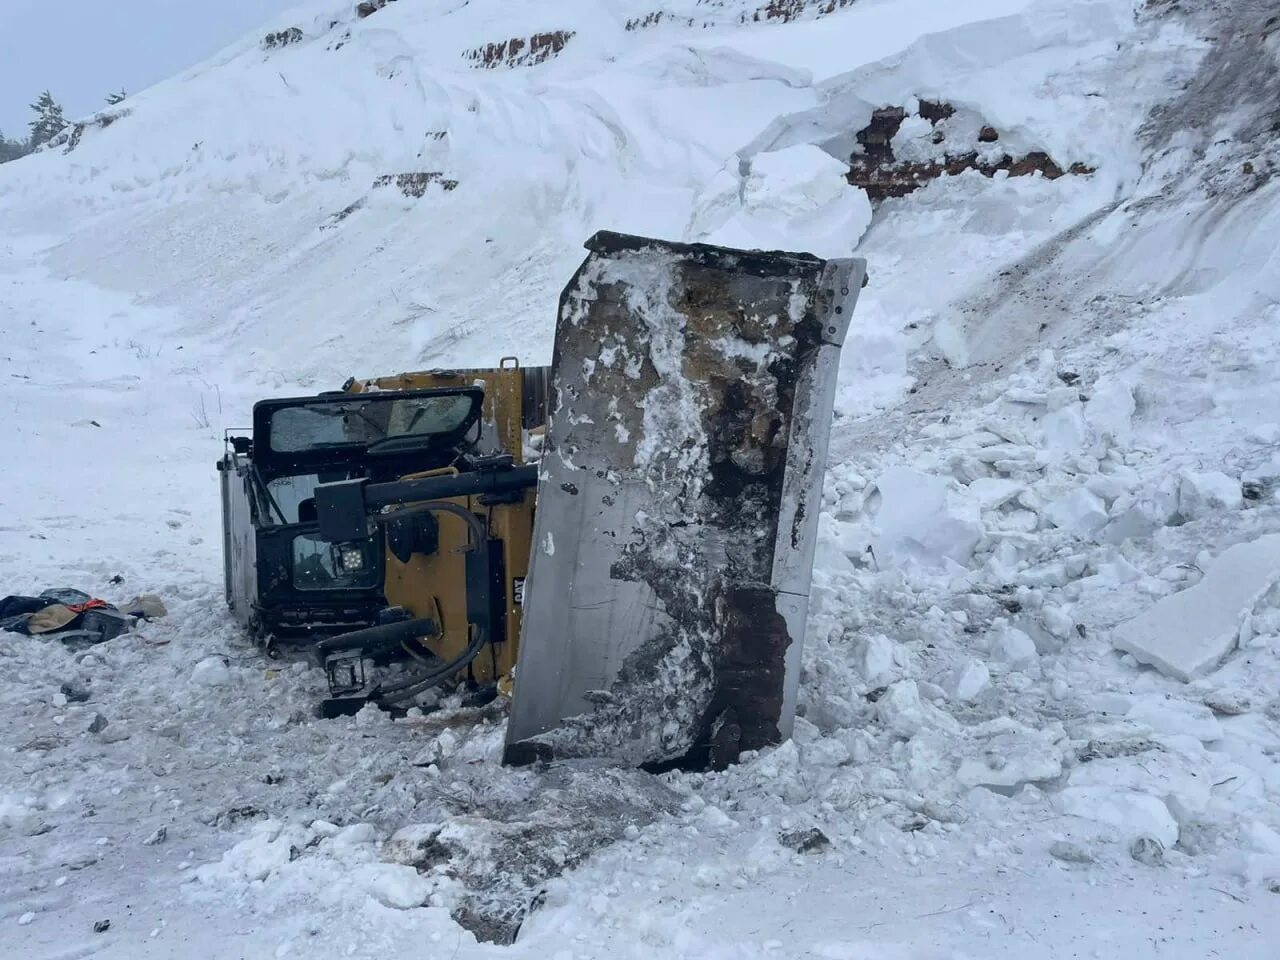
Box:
506;232;865;768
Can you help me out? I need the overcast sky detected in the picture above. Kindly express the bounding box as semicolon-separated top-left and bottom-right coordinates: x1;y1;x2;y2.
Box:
0;0;304;137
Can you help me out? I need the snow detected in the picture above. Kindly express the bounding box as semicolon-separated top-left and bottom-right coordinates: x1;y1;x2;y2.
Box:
3;0;1280;956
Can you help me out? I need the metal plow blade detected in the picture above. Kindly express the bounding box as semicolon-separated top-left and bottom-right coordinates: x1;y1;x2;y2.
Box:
505;231;866;769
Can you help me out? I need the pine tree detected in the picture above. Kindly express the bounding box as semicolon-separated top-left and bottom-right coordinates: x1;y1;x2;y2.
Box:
28;90;67;148
106;89;127;106
0;130;31;164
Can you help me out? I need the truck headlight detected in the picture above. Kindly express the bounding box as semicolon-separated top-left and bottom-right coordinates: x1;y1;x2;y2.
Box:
335;543;366;573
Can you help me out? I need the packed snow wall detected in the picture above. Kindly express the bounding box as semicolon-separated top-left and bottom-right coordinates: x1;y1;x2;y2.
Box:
506;231;865;768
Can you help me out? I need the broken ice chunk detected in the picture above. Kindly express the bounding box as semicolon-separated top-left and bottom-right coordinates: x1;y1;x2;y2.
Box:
1041;404;1088;452
946;659;990;702
1044;488;1109;538
1177;470;1242;518
855;633;896;686
1084;377;1135;446
1057;787;1179;848
876;680;958;738
868;466;982;569
966;477;1025;510
1112;534;1280;681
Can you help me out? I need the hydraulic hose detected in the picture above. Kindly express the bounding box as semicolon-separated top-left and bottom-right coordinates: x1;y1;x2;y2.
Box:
315;617;439;657
375;499;487;546
377;625;488;705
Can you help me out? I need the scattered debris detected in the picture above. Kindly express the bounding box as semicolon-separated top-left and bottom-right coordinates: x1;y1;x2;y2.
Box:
142;826;167;846
1077;738;1162;763
779;827;831;853
387;763;681;944
87;714;109;735
93;919;111;933
1203;688;1252;716
124;594;167;620
1;587;163;643
19;735;66;753
216;805;266;828
1049;840;1095;864
191;657;232;687
1130;835;1166;866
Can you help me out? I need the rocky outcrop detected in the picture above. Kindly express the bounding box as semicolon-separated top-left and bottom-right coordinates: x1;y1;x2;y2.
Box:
355;0;394;18
847;100;1094;201
322;172;458;230
753;0;858;23
262;27;303;49
627;0;856;30
372;172;459;197
463;30;574;69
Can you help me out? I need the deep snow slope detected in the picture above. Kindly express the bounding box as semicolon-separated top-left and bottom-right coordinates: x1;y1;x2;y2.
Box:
5;0;1280;957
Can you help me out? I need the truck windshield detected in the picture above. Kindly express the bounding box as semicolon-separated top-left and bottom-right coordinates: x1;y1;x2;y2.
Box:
269;393;476;454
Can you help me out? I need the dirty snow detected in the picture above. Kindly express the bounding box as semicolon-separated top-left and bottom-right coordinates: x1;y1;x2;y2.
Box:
4;0;1280;957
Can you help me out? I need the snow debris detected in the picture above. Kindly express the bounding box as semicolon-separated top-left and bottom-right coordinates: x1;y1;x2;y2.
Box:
867;466;983;569
351;863;431;909
382;823;442;867
190;656;232;687
1058;789;1180;849
1130;835;1167;867
1177;470;1243;519
778;827;830;854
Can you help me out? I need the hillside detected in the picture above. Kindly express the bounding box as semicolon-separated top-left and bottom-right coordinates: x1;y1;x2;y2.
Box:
3;0;1280;957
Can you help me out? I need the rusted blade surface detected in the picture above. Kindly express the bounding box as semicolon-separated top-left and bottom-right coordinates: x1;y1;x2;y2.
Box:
506;231;865;769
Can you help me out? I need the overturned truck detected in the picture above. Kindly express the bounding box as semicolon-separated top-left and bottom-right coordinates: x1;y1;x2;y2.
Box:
222;231;865;770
